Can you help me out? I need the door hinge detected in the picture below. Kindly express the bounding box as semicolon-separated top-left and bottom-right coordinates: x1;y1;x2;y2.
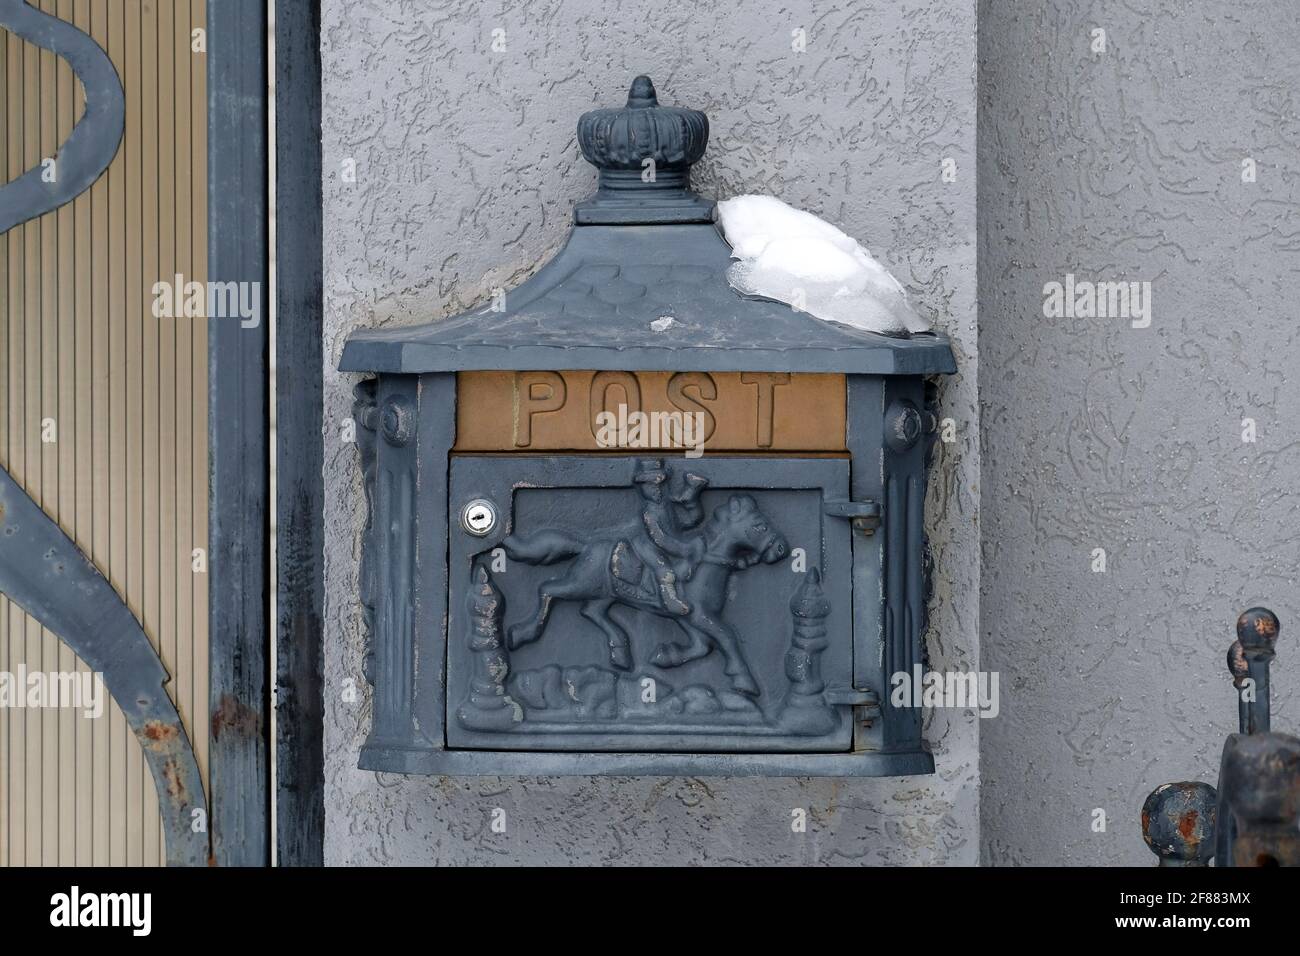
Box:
826;687;881;715
824;499;881;535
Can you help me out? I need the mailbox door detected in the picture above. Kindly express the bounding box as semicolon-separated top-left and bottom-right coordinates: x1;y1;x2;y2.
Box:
446;455;854;752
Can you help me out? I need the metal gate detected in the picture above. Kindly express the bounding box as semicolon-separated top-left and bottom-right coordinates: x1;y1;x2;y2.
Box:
0;0;272;867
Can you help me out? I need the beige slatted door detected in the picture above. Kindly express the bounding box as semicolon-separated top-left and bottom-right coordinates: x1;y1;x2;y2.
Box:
0;0;209;867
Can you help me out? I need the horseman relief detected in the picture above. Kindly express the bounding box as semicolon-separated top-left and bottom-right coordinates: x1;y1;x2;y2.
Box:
452;457;850;748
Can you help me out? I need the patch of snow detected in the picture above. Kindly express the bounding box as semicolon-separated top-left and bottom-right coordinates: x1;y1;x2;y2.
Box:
716;194;930;336
650;315;676;332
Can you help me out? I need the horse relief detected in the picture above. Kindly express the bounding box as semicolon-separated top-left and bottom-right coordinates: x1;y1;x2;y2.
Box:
501;459;789;697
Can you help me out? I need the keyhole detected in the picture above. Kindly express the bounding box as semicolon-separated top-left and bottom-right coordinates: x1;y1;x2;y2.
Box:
461;499;497;536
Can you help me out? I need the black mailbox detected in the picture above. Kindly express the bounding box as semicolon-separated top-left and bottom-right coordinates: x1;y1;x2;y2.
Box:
339;77;956;776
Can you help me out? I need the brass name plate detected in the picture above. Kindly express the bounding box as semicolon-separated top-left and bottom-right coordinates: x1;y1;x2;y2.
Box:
454;371;846;453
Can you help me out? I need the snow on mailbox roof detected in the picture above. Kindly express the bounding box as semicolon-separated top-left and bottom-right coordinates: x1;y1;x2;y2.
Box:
338;77;955;377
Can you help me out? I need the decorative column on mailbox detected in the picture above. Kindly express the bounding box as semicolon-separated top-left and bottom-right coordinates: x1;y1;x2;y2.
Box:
339;77;956;776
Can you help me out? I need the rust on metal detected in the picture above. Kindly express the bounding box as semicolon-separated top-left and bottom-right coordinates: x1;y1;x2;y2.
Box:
160;758;186;800
1141;781;1216;866
141;719;181;744
1237;607;1280;652
0;465;210;866
1227;640;1249;687
211;692;263;742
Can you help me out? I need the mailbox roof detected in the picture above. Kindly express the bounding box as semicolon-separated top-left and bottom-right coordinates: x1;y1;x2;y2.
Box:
338;220;956;376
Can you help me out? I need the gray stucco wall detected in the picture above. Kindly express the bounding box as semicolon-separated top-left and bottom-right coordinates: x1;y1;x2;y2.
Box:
321;0;978;864
978;0;1299;865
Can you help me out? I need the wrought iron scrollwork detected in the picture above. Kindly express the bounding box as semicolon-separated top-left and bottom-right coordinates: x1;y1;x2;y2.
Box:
0;2;202;866
0;0;126;233
0;470;208;866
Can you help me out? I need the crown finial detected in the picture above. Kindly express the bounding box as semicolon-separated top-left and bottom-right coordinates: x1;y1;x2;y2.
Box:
574;76;713;224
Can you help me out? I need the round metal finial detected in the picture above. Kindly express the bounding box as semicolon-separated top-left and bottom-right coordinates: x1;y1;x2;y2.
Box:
1237;607;1280;655
1141;782;1217;866
625;74;658;109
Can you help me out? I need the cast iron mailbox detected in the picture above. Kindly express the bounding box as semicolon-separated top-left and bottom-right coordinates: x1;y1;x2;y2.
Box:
339;77;956;776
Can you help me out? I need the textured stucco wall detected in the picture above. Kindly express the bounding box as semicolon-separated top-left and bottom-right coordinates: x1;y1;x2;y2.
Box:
321;0;978;864
979;0;1300;865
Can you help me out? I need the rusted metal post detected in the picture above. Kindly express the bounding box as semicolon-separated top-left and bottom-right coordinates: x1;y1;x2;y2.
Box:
1228;607;1280;735
1142;607;1288;866
1214;732;1300;866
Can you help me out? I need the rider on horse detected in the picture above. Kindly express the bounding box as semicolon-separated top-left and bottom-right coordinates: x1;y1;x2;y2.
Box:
631;459;707;616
